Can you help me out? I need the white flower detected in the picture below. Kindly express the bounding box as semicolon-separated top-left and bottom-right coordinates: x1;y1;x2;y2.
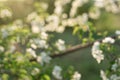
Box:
0;46;4;52
71;71;81;80
1;29;9;38
0;9;12;18
110;74;120;80
70;0;88;17
115;30;120;35
31;43;37;49
31;20;43;33
41;52;51;64
111;63;118;71
40;32;48;40
52;66;62;80
94;0;104;8
76;13;88;25
54;5;63;15
32;39;48;49
56;26;65;33
100;70;109;80
31;68;40;75
102;37;115;44
92;41;104;63
55;39;66;51
38;40;48;48
37;56;42;63
26;48;37;58
89;7;100;19
26;12;38;22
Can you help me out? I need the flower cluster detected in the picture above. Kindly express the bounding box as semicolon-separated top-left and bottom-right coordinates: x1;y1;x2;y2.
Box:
92;41;104;63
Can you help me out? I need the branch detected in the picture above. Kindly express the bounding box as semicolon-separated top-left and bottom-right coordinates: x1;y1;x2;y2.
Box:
30;34;118;62
50;34;117;58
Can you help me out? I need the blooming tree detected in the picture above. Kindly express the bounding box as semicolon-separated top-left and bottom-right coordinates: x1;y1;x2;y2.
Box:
0;0;120;80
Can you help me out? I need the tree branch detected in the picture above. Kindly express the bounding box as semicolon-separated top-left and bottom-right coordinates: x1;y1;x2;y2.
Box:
50;34;117;58
30;34;118;62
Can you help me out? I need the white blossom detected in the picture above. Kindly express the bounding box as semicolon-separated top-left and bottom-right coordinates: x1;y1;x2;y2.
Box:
56;26;65;33
111;63;118;71
52;65;62;80
71;71;81;80
115;30;120;35
1;29;9;38
89;7;101;19
110;74;120;80
70;0;88;17
41;52;51;64
31;68;40;75
100;70;109;80
0;46;4;52
102;37;115;44
104;0;120;13
26;12;38;22
92;41;104;63
31;39;48;49
54;3;63;15
26;48;37;58
37;56;42;63
45;15;60;32
55;39;66;51
31;20;44;33
76;13;88;25
38;40;48;48
94;0;104;8
0;9;12;18
31;43;37;49
40;32;48;40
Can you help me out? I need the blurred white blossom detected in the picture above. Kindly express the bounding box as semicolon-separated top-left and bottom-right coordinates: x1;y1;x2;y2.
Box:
41;52;51;64
52;65;62;80
92;41;104;63
102;37;115;44
115;30;120;35
94;0;104;8
100;70;109;80
26;12;38;22
0;46;4;52
111;63;118;72
104;0;120;13
55;39;66;51
110;74;120;80
31;68;40;75
40;32;48;40
45;15;59;32
1;29;9;38
30;39;48;49
26;48;37;58
70;0;88;17
89;7;100;19
0;9;12;18
71;71;81;80
31;43;37;49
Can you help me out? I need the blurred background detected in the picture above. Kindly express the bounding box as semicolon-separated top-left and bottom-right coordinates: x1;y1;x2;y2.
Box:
0;0;120;80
